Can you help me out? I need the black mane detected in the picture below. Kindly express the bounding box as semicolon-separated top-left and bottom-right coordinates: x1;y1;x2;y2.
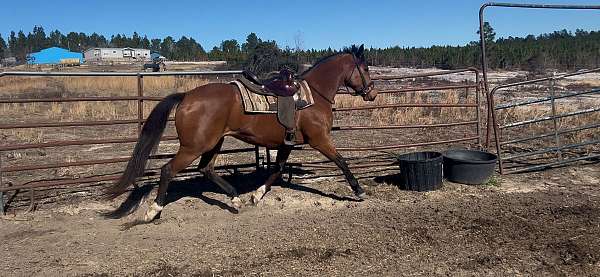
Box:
300;44;364;77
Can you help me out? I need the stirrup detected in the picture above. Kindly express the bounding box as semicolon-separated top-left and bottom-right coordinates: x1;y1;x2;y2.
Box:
284;131;296;146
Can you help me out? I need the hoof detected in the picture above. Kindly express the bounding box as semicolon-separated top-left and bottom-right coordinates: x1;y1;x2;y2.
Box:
143;202;163;222
356;192;368;201
251;186;267;206
231;197;244;210
250;194;261;206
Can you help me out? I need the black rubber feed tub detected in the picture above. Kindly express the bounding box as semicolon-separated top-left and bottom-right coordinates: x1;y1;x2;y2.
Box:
397;151;443;192
443;149;497;185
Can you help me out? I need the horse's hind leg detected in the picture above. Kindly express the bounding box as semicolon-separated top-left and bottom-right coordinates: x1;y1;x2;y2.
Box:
144;146;201;222
197;138;243;210
251;145;292;205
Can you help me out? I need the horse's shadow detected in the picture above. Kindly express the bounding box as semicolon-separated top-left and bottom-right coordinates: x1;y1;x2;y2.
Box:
164;170;267;213
106;167;361;220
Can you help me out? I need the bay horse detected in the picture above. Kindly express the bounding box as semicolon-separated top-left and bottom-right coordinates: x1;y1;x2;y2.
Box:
106;44;378;222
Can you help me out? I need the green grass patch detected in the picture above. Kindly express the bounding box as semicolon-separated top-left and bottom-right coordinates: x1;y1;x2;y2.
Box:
483;175;501;187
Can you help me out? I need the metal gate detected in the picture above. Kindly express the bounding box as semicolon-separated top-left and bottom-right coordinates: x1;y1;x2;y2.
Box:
0;70;252;213
479;2;600;174
0;68;483;212
488;69;600;174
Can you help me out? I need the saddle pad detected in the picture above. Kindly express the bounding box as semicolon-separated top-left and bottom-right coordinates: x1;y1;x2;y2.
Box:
231;80;314;114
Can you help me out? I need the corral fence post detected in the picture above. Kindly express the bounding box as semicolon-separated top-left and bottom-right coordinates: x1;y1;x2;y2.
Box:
549;74;562;161
254;145;261;171
0;152;4;215
475;72;482;149
137;74;144;134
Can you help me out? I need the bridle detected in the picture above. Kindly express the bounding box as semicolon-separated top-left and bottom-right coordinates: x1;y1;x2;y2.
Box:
347;54;374;97
301;52;375;104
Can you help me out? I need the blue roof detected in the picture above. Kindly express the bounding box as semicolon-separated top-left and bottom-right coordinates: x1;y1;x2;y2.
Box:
27;47;83;65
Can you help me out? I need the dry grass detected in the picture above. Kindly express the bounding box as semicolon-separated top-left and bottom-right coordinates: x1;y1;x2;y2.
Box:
1;72;596;150
496;97;599;147
1;75;479;128
0;76;209;97
334;90;477;125
3;129;45;143
1;76;483;147
0;76;211;146
0;76;210;122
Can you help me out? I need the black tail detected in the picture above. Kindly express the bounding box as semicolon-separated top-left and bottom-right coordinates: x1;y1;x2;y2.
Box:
105;93;185;200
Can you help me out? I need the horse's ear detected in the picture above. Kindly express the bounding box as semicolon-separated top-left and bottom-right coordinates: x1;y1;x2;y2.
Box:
357;44;365;60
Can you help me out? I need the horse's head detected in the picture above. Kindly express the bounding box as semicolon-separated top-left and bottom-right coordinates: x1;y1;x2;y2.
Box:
345;44;378;101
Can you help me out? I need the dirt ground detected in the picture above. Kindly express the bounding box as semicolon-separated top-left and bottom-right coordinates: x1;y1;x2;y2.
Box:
1;161;599;276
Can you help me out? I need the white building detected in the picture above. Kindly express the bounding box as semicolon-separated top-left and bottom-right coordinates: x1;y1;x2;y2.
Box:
84;47;151;63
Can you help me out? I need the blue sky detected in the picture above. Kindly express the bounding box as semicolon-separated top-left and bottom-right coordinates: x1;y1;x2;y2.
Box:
1;0;599;50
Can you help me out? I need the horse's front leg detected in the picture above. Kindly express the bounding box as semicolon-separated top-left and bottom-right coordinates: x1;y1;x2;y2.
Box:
310;138;366;200
251;145;293;205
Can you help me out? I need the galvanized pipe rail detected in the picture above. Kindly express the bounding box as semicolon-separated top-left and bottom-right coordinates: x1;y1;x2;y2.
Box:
332;121;478;131
331;67;483;152
272;68;483;154
0;68;482;213
372;68;479;80
0;162;260;193
0;70;244;77
479;3;600;160
500;107;600;129
504;140;600;161
500;123;600;146
488;68;600;174
507;154;600;174
495;88;600;110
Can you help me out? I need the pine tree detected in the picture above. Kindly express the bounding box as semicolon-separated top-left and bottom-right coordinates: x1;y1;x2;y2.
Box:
28;25;48;52
478;22;496;45
150;39;161;53
8;31;17;56
48;30;66;48
220;39;241;61
160;36;175;59
15;31;28;62
141;35;151;49
0;34;7;58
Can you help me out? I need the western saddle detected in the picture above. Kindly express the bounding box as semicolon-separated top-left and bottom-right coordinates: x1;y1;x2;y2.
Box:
239;69;301;145
241;69;300;97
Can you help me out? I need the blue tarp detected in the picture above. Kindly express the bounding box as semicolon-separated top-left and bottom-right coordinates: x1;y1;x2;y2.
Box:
27;47;83;64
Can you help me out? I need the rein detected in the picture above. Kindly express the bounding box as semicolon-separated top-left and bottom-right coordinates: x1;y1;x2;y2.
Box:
348;54;374;97
305;80;335;104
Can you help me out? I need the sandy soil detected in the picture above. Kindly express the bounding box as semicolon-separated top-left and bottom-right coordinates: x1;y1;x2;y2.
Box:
1;162;599;276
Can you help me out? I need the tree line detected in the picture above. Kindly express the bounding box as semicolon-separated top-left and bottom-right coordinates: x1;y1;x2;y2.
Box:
0;26;209;63
364;25;600;72
1;24;599;74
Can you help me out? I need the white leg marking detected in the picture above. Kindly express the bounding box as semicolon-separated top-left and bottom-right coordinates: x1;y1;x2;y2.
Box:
251;185;268;205
231;197;243;210
143;202;163;222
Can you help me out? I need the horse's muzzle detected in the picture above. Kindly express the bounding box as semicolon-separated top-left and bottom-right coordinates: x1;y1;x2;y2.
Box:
362;88;378;101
